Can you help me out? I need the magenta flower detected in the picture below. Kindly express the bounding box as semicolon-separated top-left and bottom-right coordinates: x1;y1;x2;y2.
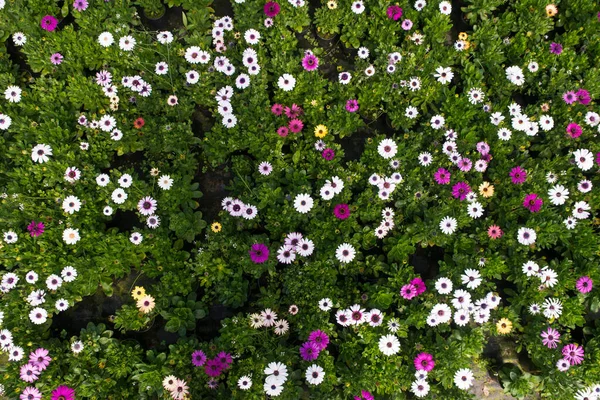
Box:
40;15;58;31
566;122;582;138
27;221;45;237
345;99;359;112
458;157;472;172
271;103;284;116
299;341;320;361
288;119;303;133
541;327;561;348
361;390;374;400
308;330;329;350
322;148;335;161
73;0;89;11
216;351;233;369
523;193;543;212
191;350;207;367
576;276;593;293
249;243;269;264
302;53;319;71
576;88;591;105
333;203;350;219
476;141;490;155
410;277;426;294
562;343;584;365
550;42;563;54
401;19;413;30
50;385;75;400
386;5;403;20
50;53;63;65
277;126;289;137
400;284;418;300
509;166;527;184
29;348;51;371
284;104;303;119
562;91;577;105
596;152;600;166
414;352;435;372
264;1;281;17
434;168;451;184
204;358;223;377
451;181;471;201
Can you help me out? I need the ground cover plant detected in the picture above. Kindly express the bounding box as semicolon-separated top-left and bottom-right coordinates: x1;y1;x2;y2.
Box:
0;0;599;399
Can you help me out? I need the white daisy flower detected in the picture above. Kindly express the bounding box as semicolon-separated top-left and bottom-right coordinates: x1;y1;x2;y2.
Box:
293;193;314;213
98;32;114;47
158;175;174;190
335;243;356;263
305;365;325;385
62;228;80;245
454;368;474;390
439;216;457;235
31;144;52;163
277;74;296;91
378;334;400;356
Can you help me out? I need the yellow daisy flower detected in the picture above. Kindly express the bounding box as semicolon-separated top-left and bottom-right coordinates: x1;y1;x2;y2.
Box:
314;124;328;138
211;222;222;233
496;318;513;334
131;286;146;300
479;181;494;198
545;4;557;17
458;32;468;41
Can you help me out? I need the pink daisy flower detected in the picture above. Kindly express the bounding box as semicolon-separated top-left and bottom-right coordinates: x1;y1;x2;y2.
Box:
575;276;593;293
289;119;304;133
509;166;527;184
302;53;319;71
523;193;543;212
434;168;451;184
414;352;435;372
541;327;561;349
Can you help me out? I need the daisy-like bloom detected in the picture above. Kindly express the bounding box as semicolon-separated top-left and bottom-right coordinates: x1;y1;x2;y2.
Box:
249;243;269;264
541;327;561;348
333;204;350;220
548;184;569;206
136;295;155;313
573;149;594;171
20;386;42;400
277;74;296;91
375;334;400;357
576;88;591;105
363;309;383;327
523;193;543;212
351;0;365;13
259;309;277;328
411;379;430;398
8;345;24;361
414;352;435;372
509;166;527;184
294;238;313;257
248;313;265;329
111;188;127;204
71;340;84;354
103;206;113;216
345;304;365;325
1;272;18;289
539;267;558;288
31;144;53;163
98;32;114;47
130;232;143;245
430;115;445;129
27;221;44;237
156;31;173;44
433;168;450;185
542;297;562;319
550;42;563;54
299;341;320;361
119;35;136;51
171;378;190;399
216;352;233;370
29;307;48;325
562;91;577;105
62;195;81;214
574;388;596;400
73;0;89;11
302;53;319;71
345;99;359;112
158;175;173;190
305;364;325;385
528;303;541;315
322;148;335;160
576;276;593;294
0;113;12;130
335;243;356;263
4;85;22;103
137;197;157;216
452;182;471;201
319;298;332;311
451;289;472;310
264;361;288;383
386;4;403;19
454;368;474;390
429;304;452;325
522;261;540;277
293;193;313;214
497;127;512;141
400;284;418;300
439;216;457;235
314;124;328;138
264;1;280;16
517;227;536;246
378;139;398;159
479;182;494;198
56;299;69;311
40;15;58;31
577;179;592;193
258;161;273;176
462;269;482;289
453;309;470;326
417;152;432;166
572;201;591;219
490;112;505;125
585;111;600;127
191;350;207;367
467;202;484;219
20;363;41;383
562;343;584;365
263;379;284;397
62;228;80;245
402;18;413;30
496;318;512;334
288;119;304;133
12;32;27;46
273;319;289;335
556;358;570;372
236;375;252;391
46;274;63;291
566;122;582;139
435;277;453;294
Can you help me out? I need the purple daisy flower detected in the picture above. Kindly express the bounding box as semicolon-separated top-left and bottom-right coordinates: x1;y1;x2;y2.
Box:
386;5;403;20
523;193;543;213
566;122;582;138
434;168;451;184
73;0;89;11
414;352;435;372
401;19;413;30
40;15;58;32
400;283;417;299
550;42;563;55
308;330;329;351
299;341;320;361
302;53;319;71
451;181;471;201
204;358;223;377
50;53;63;65
345;99;359;112
27;221;45;237
410;277;426;294
216;351;233;369
576;88;591;105
333;204;350;220
541;327;561;348
575;276;593;293
249;243;269;264
264;1;280;17
562;91;577;105
191;350;207;367
562;343;584;365
322;148;335;161
509;166;527;184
